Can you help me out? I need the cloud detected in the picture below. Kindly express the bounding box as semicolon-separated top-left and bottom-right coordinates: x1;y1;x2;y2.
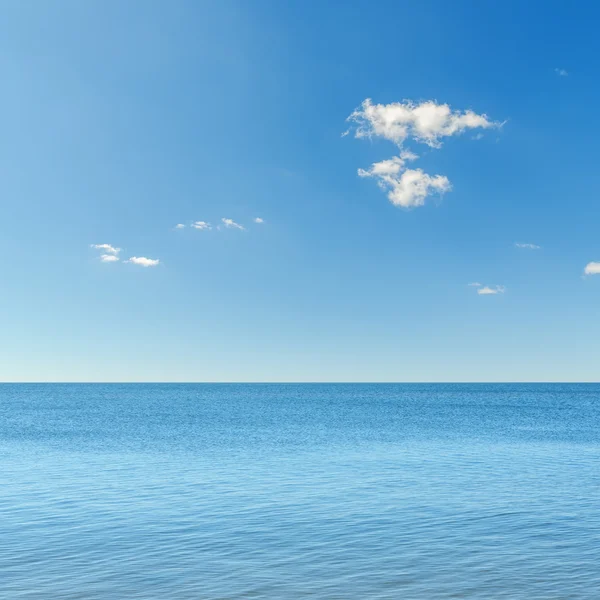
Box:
254;217;264;224
555;68;568;77
191;221;211;230
584;262;600;275
347;98;500;148
100;254;119;263
358;152;450;208
91;243;120;255
515;242;541;249
477;285;505;295
126;256;160;267
468;282;506;294
222;218;245;230
174;224;185;229
357;151;416;177
347;98;499;208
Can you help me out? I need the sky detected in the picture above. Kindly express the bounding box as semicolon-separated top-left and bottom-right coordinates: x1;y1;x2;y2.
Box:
1;0;599;382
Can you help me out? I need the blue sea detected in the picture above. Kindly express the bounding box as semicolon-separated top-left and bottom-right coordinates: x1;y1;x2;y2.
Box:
1;384;599;599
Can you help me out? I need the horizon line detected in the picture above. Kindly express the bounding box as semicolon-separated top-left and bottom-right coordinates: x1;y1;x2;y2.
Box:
1;381;599;385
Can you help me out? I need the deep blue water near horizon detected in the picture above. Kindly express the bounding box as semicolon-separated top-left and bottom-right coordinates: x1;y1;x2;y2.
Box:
1;383;599;599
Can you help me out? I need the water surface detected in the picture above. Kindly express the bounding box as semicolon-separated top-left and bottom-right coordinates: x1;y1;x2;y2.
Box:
1;383;599;598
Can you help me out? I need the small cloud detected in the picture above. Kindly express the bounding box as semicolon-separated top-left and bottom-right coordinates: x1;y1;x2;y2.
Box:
91;243;120;255
174;224;185;229
341;129;350;138
472;133;484;141
477;285;506;295
254;217;264;224
358;152;451;208
222;218;245;230
346;98;501;148
191;221;211;230
515;242;541;250
468;282;482;287
584;262;600;275
555;68;568;77
126;256;160;267
100;254;119;263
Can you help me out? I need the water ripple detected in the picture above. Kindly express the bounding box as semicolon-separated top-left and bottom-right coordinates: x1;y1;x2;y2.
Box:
1;383;599;598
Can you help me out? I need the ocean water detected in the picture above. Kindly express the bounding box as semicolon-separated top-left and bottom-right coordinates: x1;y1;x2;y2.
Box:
1;384;599;599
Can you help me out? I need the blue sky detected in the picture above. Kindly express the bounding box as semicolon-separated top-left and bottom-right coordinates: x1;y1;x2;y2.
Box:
1;0;599;382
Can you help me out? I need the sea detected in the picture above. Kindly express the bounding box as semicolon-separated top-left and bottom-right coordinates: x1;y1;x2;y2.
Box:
1;383;599;599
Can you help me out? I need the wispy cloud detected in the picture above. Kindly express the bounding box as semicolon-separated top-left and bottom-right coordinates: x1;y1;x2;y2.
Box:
126;256;160;267
515;242;541;250
174;224;185;229
555;68;568;77
584;262;600;275
254;217;264;224
222;218;245;230
91;243;120;255
476;285;506;295
347;98;500;148
468;282;482;287
191;221;211;230
100;254;119;263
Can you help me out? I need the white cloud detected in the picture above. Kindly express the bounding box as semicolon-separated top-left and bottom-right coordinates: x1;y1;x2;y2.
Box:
174;224;185;229
555;68;568;77
126;256;160;267
515;242;541;249
584;262;600;275
254;217;264;224
385;169;450;208
477;285;505;295
347;98;499;148
357;151;415;178
358;152;450;208
347;98;499;208
91;243;120;255
191;221;211;230
222;218;245;230
100;254;119;263
468;282;482;287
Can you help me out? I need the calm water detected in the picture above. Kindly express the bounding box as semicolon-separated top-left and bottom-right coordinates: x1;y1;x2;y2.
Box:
1;384;599;599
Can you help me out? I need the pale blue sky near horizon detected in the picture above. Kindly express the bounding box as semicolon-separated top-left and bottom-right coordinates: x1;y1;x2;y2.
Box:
1;0;599;382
